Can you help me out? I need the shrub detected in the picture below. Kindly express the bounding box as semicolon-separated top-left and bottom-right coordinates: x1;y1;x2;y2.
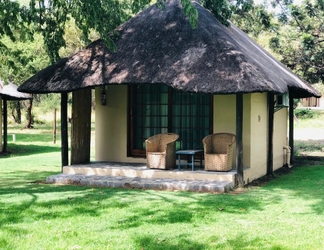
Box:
294;108;316;119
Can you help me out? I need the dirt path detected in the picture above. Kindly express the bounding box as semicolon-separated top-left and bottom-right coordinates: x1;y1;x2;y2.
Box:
294;128;324;140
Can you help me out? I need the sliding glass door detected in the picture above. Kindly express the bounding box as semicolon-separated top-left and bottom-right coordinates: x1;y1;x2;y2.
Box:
128;84;212;157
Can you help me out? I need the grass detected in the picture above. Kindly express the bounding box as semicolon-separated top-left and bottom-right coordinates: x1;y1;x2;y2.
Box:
294;108;324;129
294;140;324;156
1;119;324;249
294;109;324;156
1;162;324;249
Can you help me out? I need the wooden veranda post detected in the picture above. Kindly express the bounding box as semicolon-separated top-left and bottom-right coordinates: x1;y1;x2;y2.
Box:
3;98;7;153
70;88;91;165
267;93;274;175
236;93;244;187
61;92;69;168
289;94;294;166
53;108;57;144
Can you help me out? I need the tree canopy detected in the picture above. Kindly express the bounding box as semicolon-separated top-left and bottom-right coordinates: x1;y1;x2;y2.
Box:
1;0;323;89
0;0;233;63
230;0;324;87
0;0;238;90
268;0;324;84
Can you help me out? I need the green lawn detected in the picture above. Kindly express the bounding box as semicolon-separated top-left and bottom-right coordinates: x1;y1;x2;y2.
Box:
294;109;324;156
1;123;324;249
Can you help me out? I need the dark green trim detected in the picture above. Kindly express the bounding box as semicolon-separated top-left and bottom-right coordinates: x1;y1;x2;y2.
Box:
61;92;68;169
236;94;244;187
267;92;274;175
3;98;7;153
289;93;294;165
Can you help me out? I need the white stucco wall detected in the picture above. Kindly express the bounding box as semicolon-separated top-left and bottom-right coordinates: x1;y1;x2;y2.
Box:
243;94;252;170
213;94;257;171
243;94;289;183
273;108;288;170
213;93;271;184
213;95;236;133
95;85;145;163
244;93;268;183
95;87;288;183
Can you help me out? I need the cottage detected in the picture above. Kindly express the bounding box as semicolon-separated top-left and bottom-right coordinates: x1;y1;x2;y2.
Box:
18;0;320;188
0;81;32;153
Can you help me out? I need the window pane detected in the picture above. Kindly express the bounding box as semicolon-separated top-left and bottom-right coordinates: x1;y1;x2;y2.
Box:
132;84;168;150
172;90;211;150
130;85;211;155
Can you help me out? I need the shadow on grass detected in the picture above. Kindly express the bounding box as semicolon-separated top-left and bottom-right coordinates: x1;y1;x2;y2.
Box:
286;158;324;215
3;165;323;228
0;170;60;188
294;139;324;157
114;184;277;229
294;155;324;166
5;133;59;144
110;205;195;230
0;143;61;157
1;160;324;244
134;234;206;250
212;233;287;250
245;159;324;215
133;230;288;250
0;171;267;230
0;182;98;227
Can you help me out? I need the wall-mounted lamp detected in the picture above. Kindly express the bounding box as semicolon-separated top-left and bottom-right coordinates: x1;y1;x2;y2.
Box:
101;86;106;106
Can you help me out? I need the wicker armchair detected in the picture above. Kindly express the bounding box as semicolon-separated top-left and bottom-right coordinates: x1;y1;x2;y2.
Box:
202;133;236;171
145;133;179;169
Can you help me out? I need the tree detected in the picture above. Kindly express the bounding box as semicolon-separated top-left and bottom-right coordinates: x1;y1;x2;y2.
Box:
0;33;50;127
0;0;182;62
0;0;262;164
0;0;237;125
230;0;275;37
0;6;95;127
0;0;243;63
229;0;324;87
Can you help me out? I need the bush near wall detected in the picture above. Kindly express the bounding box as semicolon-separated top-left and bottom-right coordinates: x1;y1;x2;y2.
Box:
295;108;316;119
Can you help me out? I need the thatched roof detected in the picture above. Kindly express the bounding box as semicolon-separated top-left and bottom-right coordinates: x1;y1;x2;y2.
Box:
18;0;320;98
0;80;32;100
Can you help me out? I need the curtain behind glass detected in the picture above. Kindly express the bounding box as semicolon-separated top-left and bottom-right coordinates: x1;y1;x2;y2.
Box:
172;90;210;150
133;84;168;150
131;85;211;153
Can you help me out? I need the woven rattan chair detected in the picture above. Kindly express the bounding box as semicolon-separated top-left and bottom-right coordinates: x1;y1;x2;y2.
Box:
202;133;236;171
145;133;179;169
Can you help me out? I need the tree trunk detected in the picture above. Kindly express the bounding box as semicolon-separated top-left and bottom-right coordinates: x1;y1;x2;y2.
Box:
70;88;92;164
11;104;17;123
16;101;21;124
25;99;33;128
10;101;21;124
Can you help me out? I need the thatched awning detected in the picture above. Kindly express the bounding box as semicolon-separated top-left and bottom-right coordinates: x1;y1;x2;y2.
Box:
18;0;320;98
0;81;32;100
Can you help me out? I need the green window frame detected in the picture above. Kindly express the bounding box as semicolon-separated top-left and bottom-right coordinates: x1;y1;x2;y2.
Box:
128;84;213;157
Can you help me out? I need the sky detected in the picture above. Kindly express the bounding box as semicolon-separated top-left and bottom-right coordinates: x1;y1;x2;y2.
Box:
254;0;303;5
253;0;303;14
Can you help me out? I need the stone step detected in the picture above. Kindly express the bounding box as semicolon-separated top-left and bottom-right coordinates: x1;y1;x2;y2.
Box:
63;162;236;182
46;173;233;193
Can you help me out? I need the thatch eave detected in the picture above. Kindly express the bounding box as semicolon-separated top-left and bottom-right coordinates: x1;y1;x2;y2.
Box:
0;81;32;100
18;0;320;99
